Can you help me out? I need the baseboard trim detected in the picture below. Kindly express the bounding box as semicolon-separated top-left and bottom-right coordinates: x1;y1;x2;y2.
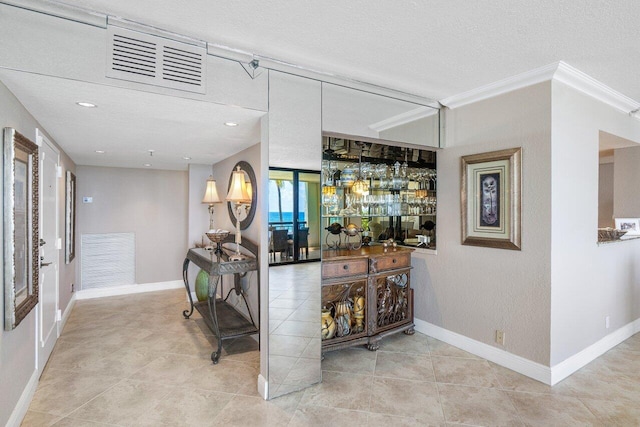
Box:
6;369;39;427
59;293;76;333
258;374;268;400
415;318;640;387
414;319;552;385
76;280;183;300
550;317;640;385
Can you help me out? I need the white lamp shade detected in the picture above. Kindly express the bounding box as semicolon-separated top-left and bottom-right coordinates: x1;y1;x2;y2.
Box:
226;167;251;203
202;177;221;204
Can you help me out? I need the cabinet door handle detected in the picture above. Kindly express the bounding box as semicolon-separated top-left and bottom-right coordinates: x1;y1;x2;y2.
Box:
343;264;349;270
392;258;397;264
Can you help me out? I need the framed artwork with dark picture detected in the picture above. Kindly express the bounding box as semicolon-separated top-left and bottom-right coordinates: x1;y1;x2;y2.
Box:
614;218;640;236
461;147;522;250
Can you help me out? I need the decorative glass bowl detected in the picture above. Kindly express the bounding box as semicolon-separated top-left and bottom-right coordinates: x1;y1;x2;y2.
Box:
206;230;230;243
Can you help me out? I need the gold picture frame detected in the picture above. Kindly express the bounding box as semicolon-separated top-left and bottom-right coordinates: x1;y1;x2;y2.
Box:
461;147;521;250
4;128;39;330
65;170;76;264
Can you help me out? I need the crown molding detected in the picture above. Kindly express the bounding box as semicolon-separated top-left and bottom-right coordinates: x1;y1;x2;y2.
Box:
440;61;640;114
439;62;558;109
553;62;640;114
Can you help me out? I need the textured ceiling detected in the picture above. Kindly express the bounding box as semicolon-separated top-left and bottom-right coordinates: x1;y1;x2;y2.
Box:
67;0;640;102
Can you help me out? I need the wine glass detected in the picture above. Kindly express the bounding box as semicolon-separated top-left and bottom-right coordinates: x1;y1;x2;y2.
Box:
361;194;371;216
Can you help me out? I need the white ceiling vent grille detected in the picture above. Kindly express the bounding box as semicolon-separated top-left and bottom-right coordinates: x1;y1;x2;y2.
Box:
106;26;206;94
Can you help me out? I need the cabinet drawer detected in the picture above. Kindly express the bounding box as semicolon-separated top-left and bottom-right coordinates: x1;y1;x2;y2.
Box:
370;252;411;273
322;258;368;279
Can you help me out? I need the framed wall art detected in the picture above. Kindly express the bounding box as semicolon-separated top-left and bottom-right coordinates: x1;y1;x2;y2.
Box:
614;218;640;236
4;127;39;330
461;147;521;250
65;170;76;263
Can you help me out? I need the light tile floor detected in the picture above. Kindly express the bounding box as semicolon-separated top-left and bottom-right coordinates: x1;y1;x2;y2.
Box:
21;288;640;426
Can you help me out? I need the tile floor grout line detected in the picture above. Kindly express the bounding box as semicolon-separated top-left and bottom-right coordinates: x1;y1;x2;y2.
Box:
433;379;449;424
366;348;378;415
503;388;535;427
55;377;130;421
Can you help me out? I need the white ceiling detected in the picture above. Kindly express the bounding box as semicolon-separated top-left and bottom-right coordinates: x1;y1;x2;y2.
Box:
3;1;640;170
0;70;264;170
67;0;640;102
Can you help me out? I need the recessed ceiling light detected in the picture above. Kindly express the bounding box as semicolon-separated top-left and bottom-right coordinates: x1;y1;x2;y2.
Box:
224;122;238;127
182;156;191;160
76;102;97;108
143;163;152;167
95;150;105;154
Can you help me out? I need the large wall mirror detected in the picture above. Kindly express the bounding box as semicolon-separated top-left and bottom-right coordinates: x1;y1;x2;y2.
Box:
321;83;440;148
265;74;440;400
3;127;39;330
267;71;322;399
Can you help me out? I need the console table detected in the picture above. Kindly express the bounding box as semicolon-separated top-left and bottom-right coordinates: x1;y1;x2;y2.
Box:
182;237;259;364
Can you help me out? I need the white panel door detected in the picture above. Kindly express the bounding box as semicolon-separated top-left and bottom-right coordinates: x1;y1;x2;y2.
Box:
38;134;59;372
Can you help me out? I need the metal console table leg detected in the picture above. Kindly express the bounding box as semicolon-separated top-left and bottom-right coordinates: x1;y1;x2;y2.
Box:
207;273;222;364
182;258;195;319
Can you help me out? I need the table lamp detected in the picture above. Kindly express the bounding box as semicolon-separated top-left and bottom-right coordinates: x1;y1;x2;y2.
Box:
226;165;252;260
202;176;221;232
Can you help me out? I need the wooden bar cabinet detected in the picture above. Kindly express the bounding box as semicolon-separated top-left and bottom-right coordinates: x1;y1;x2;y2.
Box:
321;245;414;352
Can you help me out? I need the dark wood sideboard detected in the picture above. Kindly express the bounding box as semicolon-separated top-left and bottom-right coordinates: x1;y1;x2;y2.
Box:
321;245;414;352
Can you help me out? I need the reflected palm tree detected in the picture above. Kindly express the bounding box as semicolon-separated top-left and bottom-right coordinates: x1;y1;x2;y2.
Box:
275;179;285;222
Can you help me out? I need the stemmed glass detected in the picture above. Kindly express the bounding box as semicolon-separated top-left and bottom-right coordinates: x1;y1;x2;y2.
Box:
428;169;437;190
377;164;389;189
361;194;371;216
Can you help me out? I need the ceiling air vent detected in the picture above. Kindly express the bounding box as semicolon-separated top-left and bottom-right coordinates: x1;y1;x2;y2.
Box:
106;26;206;94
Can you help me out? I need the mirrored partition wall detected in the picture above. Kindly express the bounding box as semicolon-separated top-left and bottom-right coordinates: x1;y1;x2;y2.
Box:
321;83;440;148
265;75;440;399
267;71;322;399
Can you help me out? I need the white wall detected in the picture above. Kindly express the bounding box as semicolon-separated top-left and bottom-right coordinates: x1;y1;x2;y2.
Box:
413;82;553;365
550;80;640;365
76;166;188;286
0;80;76;427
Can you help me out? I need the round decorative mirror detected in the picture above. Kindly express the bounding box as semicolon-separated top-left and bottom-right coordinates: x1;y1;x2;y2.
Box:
227;161;257;230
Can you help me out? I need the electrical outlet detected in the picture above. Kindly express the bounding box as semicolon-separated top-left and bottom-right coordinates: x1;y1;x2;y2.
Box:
496;330;505;345
71;283;75;293
605;316;610;329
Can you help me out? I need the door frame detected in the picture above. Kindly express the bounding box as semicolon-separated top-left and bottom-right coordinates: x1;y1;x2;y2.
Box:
36;128;60;372
268;167;320;264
